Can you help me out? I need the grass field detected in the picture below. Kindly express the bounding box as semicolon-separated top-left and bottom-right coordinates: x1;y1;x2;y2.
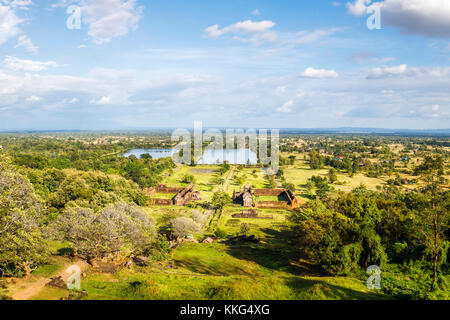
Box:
67;242;388;300
162;165;224;201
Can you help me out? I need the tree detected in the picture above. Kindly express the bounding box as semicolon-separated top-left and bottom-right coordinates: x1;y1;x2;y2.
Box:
288;155;296;165
53;202;156;261
282;182;296;193
191;210;209;226
414;158;449;285
234;175;245;186
0;156;49;276
211;192;232;213
240;223;250;235
328;168;338;184
414;155;444;176
181;174;196;184
308;150;323;169
172;217;201;239
140;153;152;160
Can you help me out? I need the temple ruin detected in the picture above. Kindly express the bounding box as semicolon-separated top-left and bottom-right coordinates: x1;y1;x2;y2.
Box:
232;184;301;210
146;184;201;206
232;184;254;207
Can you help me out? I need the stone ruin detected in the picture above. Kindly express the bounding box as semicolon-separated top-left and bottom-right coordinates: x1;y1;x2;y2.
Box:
232;184;254;207
146;184;201;206
254;188;300;210
232;184;301;210
232;209;273;219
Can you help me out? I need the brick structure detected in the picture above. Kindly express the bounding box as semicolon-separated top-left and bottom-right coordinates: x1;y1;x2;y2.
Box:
232;209;273;219
146;184;201;206
232;184;254;207
232;184;301;210
254;188;300;210
173;184;201;206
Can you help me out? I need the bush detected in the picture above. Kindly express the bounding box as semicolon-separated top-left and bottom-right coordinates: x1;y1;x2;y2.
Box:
214;228;228;239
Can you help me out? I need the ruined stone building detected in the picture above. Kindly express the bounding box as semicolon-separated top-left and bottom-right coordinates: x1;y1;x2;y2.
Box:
232;183;301;210
146;184;201;206
232;184;254;207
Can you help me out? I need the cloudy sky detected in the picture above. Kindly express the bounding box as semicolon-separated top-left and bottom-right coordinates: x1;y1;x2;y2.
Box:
0;0;449;130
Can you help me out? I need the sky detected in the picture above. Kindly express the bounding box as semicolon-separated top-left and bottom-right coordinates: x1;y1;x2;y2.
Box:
0;0;449;130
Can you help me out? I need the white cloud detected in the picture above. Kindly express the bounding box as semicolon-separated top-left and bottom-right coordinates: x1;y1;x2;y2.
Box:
332;1;341;7
26;95;41;102
4;56;58;72
276;100;294;113
252;9;260;16
15;35;38;53
2;0;33;9
346;0;371;16
90;96;111;105
285;28;343;45
347;0;450;38
366;64;450;79
205;20;343;47
205;20;277;44
63;97;79;104
0;2;22;44
367;64;408;79
300;67;339;79
55;0;144;44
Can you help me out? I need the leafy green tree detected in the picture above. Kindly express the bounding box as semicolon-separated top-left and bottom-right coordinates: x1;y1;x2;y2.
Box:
0;155;49;276
282;182;296;193
240;223;250;236
211;192;232;214
181;174;196;184
53;202;156;261
328;168;338;184
414;158;449;285
172;217;201;239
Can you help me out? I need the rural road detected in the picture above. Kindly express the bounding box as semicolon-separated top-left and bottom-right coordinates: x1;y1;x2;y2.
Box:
11;260;89;300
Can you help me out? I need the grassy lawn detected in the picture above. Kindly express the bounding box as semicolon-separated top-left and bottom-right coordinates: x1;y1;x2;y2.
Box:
162;165;223;201
334;173;386;192
228;167;268;192
76;242;388;300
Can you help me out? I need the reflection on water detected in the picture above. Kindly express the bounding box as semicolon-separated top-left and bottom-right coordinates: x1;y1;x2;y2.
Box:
198;149;257;165
123;149;174;159
123;148;257;165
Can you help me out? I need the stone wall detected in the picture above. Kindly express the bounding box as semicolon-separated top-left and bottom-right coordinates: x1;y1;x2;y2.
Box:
149;184;200;206
253;189;285;196
256;201;291;209
149;198;174;206
253;188;300;210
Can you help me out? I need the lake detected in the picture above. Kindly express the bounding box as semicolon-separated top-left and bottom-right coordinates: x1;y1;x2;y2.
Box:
198;148;258;165
123;148;258;165
122;149;175;159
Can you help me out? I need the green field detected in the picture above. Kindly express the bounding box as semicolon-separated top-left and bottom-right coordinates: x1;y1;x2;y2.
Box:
65;242;387;300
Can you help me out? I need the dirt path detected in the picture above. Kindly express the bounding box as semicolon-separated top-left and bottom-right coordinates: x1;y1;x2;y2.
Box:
10;260;89;301
221;165;236;192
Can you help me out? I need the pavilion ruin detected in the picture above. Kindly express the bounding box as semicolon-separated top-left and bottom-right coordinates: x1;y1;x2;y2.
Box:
232;184;301;210
146;184;201;206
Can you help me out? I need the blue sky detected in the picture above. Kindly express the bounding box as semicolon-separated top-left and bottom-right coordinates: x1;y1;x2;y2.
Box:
0;0;449;130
